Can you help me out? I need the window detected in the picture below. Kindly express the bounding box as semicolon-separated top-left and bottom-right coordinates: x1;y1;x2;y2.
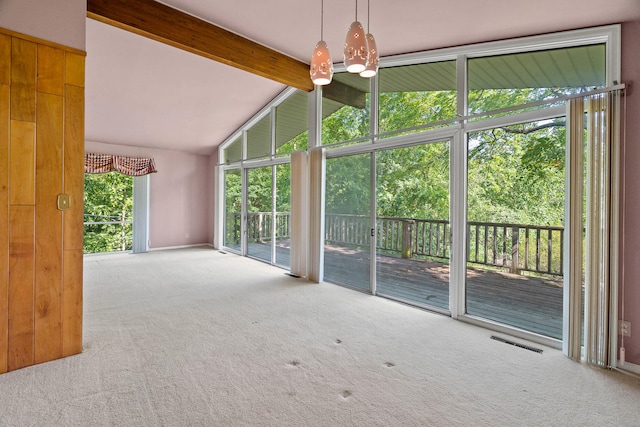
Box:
217;25;620;352
84;172;133;253
246;115;271;160
378;60;457;138
321;72;371;146
276;90;309;155
468;44;606;118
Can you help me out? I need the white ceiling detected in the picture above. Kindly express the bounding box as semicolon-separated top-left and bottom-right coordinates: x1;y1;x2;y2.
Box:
85;0;640;156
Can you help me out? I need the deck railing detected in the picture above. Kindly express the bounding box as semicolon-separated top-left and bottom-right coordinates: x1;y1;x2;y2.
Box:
226;212;289;246
83;214;133;253
230;212;564;276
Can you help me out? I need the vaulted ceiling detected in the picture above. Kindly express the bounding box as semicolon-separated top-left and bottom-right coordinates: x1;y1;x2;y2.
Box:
85;0;640;155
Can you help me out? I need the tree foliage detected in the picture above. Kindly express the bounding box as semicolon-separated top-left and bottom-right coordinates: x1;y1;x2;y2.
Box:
223;85;581;237
83;172;133;253
322;87;570;227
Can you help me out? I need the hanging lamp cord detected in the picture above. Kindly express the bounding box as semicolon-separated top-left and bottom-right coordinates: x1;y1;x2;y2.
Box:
320;0;324;40
367;0;370;32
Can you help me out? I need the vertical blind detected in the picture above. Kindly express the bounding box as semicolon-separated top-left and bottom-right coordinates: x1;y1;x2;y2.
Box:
566;91;621;366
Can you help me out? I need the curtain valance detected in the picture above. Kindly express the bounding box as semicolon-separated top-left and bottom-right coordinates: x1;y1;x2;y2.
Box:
85;153;157;176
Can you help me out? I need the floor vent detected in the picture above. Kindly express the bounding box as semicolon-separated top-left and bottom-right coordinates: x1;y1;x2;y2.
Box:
218;251;227;254
490;335;543;354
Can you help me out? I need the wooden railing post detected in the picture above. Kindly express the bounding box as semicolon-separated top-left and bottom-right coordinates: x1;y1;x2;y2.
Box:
235;213;241;243
402;220;415;259
510;226;520;274
257;213;264;243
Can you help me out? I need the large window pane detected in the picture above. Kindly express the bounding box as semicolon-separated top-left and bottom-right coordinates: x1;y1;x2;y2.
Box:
376;141;450;310
324;154;371;291
322;72;370;146
275;163;291;268
246;115;271;160
276;90;308;155
468;44;605;117
224;135;242;164
378;61;457;139
466;118;566;339
84;172;133;253
247;166;273;262
223;169;242;251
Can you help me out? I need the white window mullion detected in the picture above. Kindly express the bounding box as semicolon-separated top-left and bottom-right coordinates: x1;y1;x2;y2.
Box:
270;107;277;264
271;165;277;264
450;131;466;319
450;53;468;319
214;165;224;249
370;152;377;295
370;73;379;295
241;167;248;257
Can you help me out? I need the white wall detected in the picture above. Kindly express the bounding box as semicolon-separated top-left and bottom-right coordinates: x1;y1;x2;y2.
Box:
0;0;86;50
85;141;213;249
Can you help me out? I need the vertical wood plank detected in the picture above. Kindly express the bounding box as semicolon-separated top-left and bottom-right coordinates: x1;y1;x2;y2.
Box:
37;45;64;96
9;121;35;206
0;84;9;373
65;52;85;88
10;38;36;122
62;249;82;357
63;56;85;358
0;34;10;85
64;84;85;251
34;93;63;364
8;206;35;371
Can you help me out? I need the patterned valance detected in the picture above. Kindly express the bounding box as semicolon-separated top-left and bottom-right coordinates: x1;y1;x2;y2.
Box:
85;153;157;176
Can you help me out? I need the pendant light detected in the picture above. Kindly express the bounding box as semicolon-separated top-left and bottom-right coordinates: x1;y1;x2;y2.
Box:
343;0;368;73
310;0;333;85
360;0;378;78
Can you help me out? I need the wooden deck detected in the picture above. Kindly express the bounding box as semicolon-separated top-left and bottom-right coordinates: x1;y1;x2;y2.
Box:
246;242;564;340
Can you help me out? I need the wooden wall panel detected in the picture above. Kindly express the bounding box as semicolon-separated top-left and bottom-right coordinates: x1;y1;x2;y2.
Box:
34;92;63;364
0;85;9;374
65;52;85;88
0;34;9;85
64;84;85;251
8;206;35;371
2;29;85;373
37;45;64;96
9;120;35;206
10;38;36;122
62;249;82;356
62;55;85;358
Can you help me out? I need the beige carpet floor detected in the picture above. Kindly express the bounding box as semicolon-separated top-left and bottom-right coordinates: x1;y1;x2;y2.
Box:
0;247;639;426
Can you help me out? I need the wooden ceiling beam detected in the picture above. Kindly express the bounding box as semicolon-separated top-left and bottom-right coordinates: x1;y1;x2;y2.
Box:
87;0;314;92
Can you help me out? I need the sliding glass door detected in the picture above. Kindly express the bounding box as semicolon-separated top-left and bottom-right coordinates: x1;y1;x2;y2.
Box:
275;163;291;268
324;154;371;292
465;118;566;339
223;169;242;252
225;163;291;267
376;141;451;311
247;166;273;262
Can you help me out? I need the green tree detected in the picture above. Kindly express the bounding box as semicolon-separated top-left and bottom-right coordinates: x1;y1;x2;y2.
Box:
325;154;371;215
376;142;450;220
467;118;566;225
83;172;133;253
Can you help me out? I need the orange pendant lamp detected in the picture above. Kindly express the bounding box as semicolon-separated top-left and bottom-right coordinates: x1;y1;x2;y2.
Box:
360;0;378;78
310;0;334;85
343;0;368;74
